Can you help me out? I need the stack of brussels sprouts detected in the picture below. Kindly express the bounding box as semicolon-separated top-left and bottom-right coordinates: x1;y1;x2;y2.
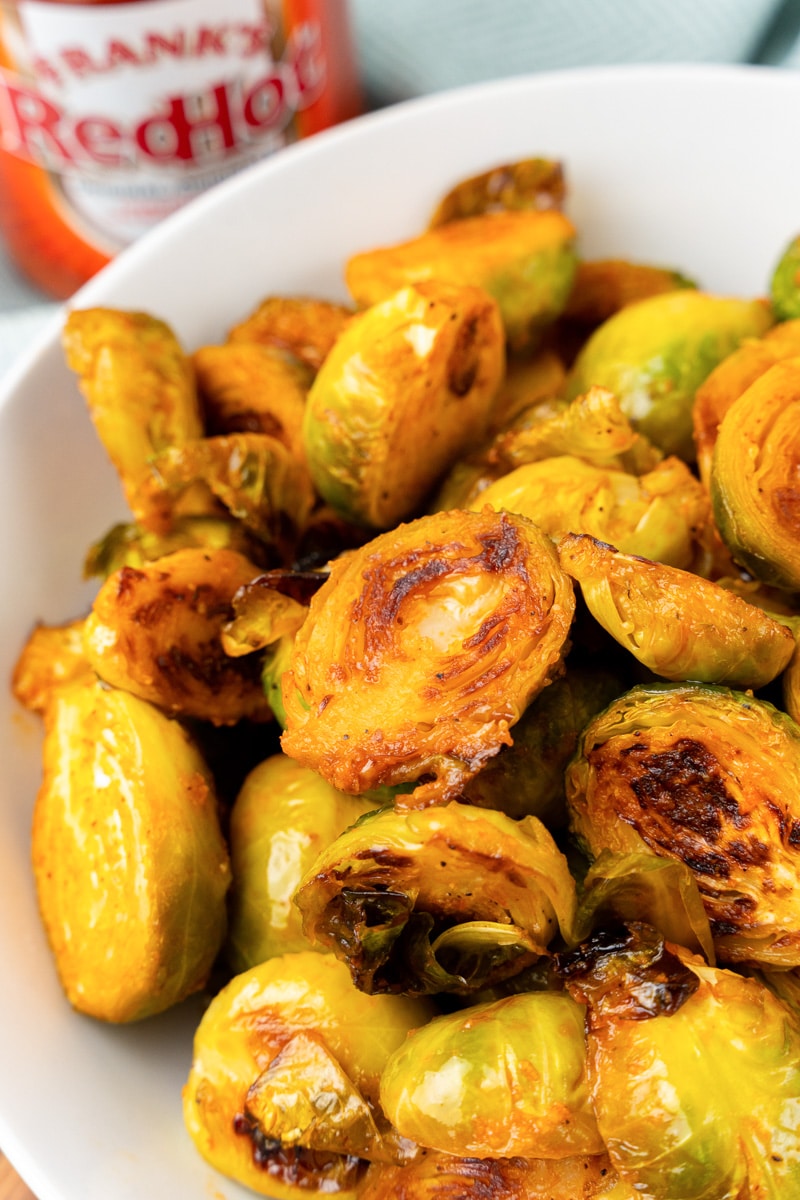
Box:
13;157;800;1199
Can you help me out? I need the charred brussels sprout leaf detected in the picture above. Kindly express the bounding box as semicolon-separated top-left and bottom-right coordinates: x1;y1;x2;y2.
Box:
566;682;800;967
380;991;602;1158
558;533;795;689
62;307;204;530
303;280;505;530
567;291;773;460
294;801;577;996
711;356;800;591
560;924;800;1200
346;209;578;350
226;754;375;972
183;952;432;1196
33;679;230;1022
83;547;272;725
281;509;575;805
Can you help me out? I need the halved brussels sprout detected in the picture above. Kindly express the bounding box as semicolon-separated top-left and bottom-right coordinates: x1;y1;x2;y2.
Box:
692;317;800;487
474;454;708;570
33;679;230;1022
12;617;93;715
783;619;800;725
711;355;800;591
303;280;505;529
566;291;773;459
380;990;602;1158
346;210;578;349
294;801;577;996
183;951;432;1197
226;754;375;972
84;513;269;579
62;307;204;530
281;509;575;804
83;547;271;725
428;156;566;226
770;232;800;320
462;666;622;825
194;343;312;455
147;431;315;560
566;682;800;966
558;533;795;688
358;1151;636;1200
226;295;354;370
561;258;696;327
559;923;800;1200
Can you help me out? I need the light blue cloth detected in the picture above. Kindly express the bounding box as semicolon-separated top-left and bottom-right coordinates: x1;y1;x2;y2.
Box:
350;0;800;105
5;0;800;375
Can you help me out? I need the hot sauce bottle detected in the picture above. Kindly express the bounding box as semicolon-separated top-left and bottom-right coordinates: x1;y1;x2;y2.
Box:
0;0;361;297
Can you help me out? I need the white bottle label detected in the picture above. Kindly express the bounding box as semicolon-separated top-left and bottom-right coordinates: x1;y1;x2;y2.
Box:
0;0;326;248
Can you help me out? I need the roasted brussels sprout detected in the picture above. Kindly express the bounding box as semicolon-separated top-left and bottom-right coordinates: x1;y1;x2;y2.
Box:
566;682;800;966
566;291;773;459
359;1151;636;1200
183;951;432;1197
770;232;800;320
194;342;312;454
83;547;271;725
692;317;800;486
711;355;800;592
346;210;578;349
462;666;622;825
12;617;94;714
147;431;315;560
33;679;230;1022
62;307;204;530
561;258;696;327
429;156;566;227
558;533;795;688
380;990;602;1158
783;618;800;724
84;513;269;579
303;280;505;529
281;509;575;804
559;923;800;1200
294;801;577;996
226;295;354;370
226;754;375;972
474;454;707;570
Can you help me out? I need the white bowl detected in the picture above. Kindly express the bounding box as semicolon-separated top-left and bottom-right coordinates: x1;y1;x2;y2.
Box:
1;62;799;1200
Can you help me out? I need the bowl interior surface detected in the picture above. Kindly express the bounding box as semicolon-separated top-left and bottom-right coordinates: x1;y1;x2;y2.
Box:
1;63;799;1200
